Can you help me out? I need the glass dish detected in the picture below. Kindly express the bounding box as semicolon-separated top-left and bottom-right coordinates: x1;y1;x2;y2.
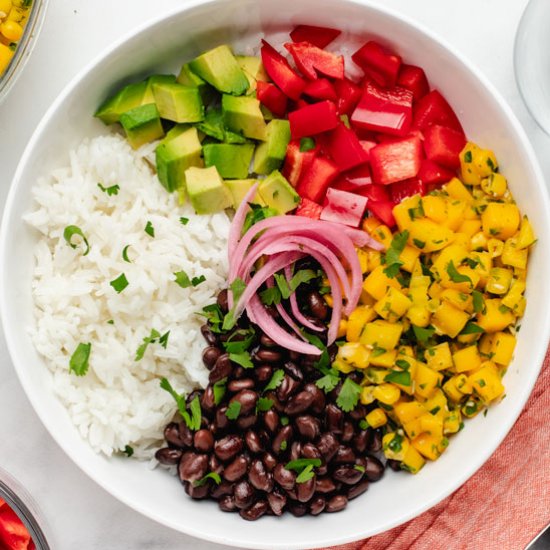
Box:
0;467;51;550
0;0;49;105
514;0;550;135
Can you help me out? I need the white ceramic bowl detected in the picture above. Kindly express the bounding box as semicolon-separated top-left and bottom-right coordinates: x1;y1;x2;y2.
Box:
2;0;550;548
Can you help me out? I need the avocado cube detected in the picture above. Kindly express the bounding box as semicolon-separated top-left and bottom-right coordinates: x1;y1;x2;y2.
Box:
143;74;177;104
258;170;300;214
235;55;268;93
222;95;267;141
176;62;215;103
164;123;191;141
203;143;255;179
155;127;203;192
152;82;204;123
185;166;233;214
95;80;149;124
188;45;249;96
253;119;291;175
120;104;164;149
225;179;265;208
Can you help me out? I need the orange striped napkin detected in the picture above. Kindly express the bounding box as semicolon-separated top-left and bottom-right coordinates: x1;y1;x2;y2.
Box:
324;353;550;550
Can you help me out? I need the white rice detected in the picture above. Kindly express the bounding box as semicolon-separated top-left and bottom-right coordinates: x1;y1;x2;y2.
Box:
25;133;231;458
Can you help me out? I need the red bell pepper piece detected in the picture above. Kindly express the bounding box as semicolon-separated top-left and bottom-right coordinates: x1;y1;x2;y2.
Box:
285;42;344;80
289;25;341;49
334;163;373;192
396;64;429;101
417;159;456;186
359;140;377;158
357;183;391;202
333;78;362;116
303;78;337;101
413;90;464;134
325;122;369;171
288;100;339;139
295;197;323;219
320;188;368;227
352;41;402;88
282;139;318;187
296;156;339;203
256;81;288;117
369;135;423;185
0;506;31;550
390;178;428;203
367;201;396;227
261;40;306;100
423;124;466;169
351;80;413;136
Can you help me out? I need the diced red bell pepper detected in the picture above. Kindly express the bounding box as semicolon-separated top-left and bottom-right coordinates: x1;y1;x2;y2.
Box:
423;124;466;170
335;163;373;192
285;42;344;80
295;197;323;219
289;25;341;49
396;64;429;101
320;188;368;227
351;80;413;136
417;159;455;186
367;200;396;227
325;122;369;171
256;81;288;117
390;178;428;203
288;100;339;139
359;140;377;158
282;139;318;187
352;40;402;88
0;506;31;550
296;156;339;203
369;135;423;185
303;78;337;101
413;90;464;134
261;40;306;100
357;183;391;202
333;78;362;116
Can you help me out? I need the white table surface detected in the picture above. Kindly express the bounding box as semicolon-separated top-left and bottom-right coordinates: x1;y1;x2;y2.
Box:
0;0;548;548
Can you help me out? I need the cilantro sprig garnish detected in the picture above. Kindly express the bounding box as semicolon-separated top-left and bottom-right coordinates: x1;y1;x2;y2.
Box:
382;230;409;278
159;378;201;431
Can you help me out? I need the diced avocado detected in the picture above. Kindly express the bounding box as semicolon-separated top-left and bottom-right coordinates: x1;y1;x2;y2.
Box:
95;80;149;124
120;104;164;149
225;179;265;208
222;94;267;141
253;119;291;175
185;166;233;214
203;143;255;179
152;82;204;123
143;74;177;104
235;55;268;93
156;127;203;192
258;170;300;214
261;104;274;121
188;45;249;96
196;108;226;141
164;123;191;141
176;63;214;103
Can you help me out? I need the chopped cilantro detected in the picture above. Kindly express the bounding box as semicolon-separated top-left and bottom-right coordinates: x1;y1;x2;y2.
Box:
299;137;316;152
194;471;222;487
242;204;277;234
382;230;409;278
371;346;387;357
412;238;425;249
229;351;254;369
97;182;120;196
223;329;255;354
460;322;485;335
69;342;91;376
144;221;155;237
179;217;189;225
213;378;227;405
413;325;435;344
336;377;361;412
123;445;134;457
472;290;486;314
256;397;274;413
285;458;322;472
280;440;288;451
63;225;90;256
260;286;281;305
384;370;411;386
122;245;132;263
280;416;290;426
110;273;129;293
263;369;285;392
446;260;472;286
274;273;292;299
464;150;472;163
160;379;202;430
135;329;161;360
225;401;241;420
295;464;316;483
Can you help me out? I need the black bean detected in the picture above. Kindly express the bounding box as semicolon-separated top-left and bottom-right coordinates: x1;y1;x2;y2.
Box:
193;429;214;453
326;494;348;513
178;452;208;483
237;414;258;430
341;421;355;443
309;496;326;515
307;291;328;320
209;454;223;475
218;495;237;512
285;390;314;415
369;430;382;453
245;430;263;454
164;422;192;449
209;354;232;384
263;409;280;433
273;463;296;490
315;477;337;494
362;455;385;482
288;501;308;517
272;425;293;454
267;490;287;516
260;334;278;348
266;392;285;412
254;348;283;363
184;481;210;500
347;479;369;500
155;447;182;465
215;406;230;431
333;466;363;485
284;361;304;382
229;389;258;416
349;404;367;421
228;378;255;392
326;403;344;433
353;429;371;454
239;500;268;521
303;383;326;414
211;480;233;499
262;452;277;472
296;475;316;503
295;415;321;441
233;480;255;509
202;346;221;369
254;364;273;383
201;324;218;346
200;386;216;414
249;458;274;492
387;459;402;472
223;455;249;482
217;289;229;313
333;445;356;464
316;433;339;462
233;366;245;379
214;435;243;462
277;374;301;403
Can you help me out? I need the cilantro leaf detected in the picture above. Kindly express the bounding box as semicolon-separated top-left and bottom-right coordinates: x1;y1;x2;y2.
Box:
225;401;241;420
223;329;255;354
194;472;221;487
110;273;129;293
97;182;120;196
295;464;315;483
63;225;90;256
299;137;316;152
274;273;292;299
336;377;361;412
135;329;161;361
213;378;227;405
460;322;485;335
446;260;472;286
472;290;486;314
159;379;202;431
69;342;91;376
264;369;285;392
384;370;411;386
145;221;155;237
229;351;253;369
201;303;224;333
382;231;409;278
256;397;274;413
289;269;317;292
285;458;321;472
242;204;277;234
179;217;189;225
159;330;170;349
315;371;340;393
123;445;134;457
412;325;435;344
260;286;282;306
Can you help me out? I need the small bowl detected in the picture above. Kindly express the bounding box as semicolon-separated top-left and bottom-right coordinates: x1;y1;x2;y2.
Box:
0;467;51;549
514;0;550;135
2;0;550;548
0;0;49;105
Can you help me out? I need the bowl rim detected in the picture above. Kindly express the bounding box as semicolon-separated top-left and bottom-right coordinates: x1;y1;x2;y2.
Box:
2;0;550;547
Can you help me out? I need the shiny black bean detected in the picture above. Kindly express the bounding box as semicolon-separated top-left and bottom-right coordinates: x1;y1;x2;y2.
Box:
260;334;278;348
164;422;192;448
353;429;371;454
214;435;243;462
253;348;283;363
209;353;232;384
228;378;255;392
303;383;326;414
210;480;233;499
341;421;355;443
237;414;258;430
193;429;214;453
387;459;402;472
333;466;363;485
309;496;326;515
315;477;337;494
262;452;278;472
239;500;268;521
202;346;221;370
326;494;348;513
349;404;367;421
263;409;280;433
288;501;308;517
348;479;369;500
272;425;293;454
215;406;229;431
276;374;301;402
249;458;274;492
285;391;314;416
178;452;208;483
209;454;223;475
233;366;245;379
326;403;344;433
184;481;210;500
296;475;316;503
245;430;263;454
284;361;303;382
218;495;237;512
307;291;328;320
201;324;218;346
316;433;339;462
363;455;385;482
217;289;229;313
229;389;258;416
333;445;356;464
155;447;182;465
233;480;255;509
294;415;321;441
369;430;383;453
200;386;216;414
301;442;322;461
267;490;287;516
255;364;273;383
273;463;296;490
223;455;249;482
